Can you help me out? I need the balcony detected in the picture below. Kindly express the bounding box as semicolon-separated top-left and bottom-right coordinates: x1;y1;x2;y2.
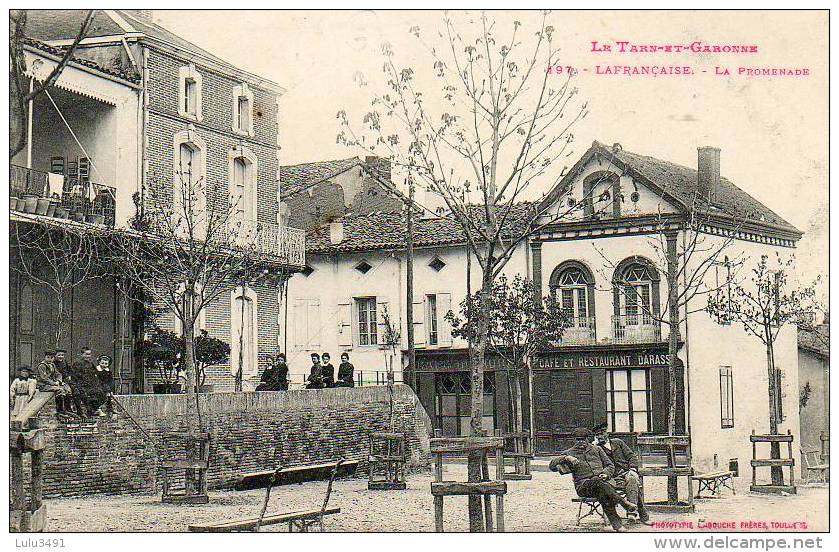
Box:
10;165;116;226
612;314;663;344
234;219;306;269
559;316;597;345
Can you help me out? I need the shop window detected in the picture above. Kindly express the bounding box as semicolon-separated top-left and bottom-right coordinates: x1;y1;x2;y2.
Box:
719;366;734;429
435;372;495;436
606;368;651;433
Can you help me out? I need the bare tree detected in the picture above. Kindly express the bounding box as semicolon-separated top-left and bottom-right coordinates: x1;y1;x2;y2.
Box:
108;164;267;426
595;198;745;435
707;252;818;485
381;304;402;430
11;218;108;349
339;12;592;530
10;9;95;158
593;196;745;503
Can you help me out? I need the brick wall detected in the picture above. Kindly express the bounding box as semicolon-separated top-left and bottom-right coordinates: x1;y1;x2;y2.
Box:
24;385;431;498
139;47;285;391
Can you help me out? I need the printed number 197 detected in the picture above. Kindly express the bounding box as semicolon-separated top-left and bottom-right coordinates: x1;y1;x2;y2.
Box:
547;65;577;75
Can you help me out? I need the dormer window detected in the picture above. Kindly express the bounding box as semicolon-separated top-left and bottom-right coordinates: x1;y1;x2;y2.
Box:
232;83;255;136
355;261;373;275
178;65;203;121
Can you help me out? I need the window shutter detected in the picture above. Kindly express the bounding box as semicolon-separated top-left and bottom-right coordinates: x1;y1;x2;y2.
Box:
413;299;426;346
293;299;306;349
438;292;453;347
307;300;321;348
337;301;353;347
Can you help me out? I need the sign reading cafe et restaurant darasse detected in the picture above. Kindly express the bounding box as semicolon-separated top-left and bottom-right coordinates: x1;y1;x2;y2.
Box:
536;349;673;370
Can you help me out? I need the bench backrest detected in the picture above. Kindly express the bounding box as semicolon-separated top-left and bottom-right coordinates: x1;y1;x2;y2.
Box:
321;459;346;514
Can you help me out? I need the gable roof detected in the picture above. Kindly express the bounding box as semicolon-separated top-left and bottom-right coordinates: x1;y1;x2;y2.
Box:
279;157;364;198
542;141;801;238
23;10;283;93
23;9;126;41
22;37;142;85
307;203;536;254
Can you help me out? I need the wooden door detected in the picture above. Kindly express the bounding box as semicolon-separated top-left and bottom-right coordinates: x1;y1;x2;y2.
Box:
533;368;607;454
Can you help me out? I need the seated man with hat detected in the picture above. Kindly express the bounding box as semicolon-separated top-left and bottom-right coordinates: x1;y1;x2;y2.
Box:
549;427;638;531
593;423;651;524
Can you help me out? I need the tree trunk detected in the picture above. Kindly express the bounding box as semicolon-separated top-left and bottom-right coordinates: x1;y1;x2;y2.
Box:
466;270;493;532
181;291;199;494
766;336;783;485
665;233;680;503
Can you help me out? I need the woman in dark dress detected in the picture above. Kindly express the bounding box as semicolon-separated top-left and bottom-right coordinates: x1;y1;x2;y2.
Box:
93;355;114;416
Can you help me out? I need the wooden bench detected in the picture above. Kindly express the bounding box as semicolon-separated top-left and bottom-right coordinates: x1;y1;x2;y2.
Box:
692;470;736;498
234;459;359;490
189;459;347;532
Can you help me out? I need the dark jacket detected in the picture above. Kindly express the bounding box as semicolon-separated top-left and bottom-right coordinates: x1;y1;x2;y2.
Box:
337;361;355;386
321;363;335;388
259;362;289;391
94;366;114;394
598;438;639;474
556;441;615;492
306;364;324;389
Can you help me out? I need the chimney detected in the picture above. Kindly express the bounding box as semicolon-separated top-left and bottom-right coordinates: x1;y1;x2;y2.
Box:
364;155;391;183
697;146;720;203
329;221;344;245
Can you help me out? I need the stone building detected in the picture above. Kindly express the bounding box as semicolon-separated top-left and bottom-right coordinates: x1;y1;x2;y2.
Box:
10;10;305;393
284;141;804;474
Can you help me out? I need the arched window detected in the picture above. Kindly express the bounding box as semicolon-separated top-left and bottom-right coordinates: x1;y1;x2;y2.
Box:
228;146;258;227
613;257;661;339
173;131;207;235
549;261;595;339
231;286;259;380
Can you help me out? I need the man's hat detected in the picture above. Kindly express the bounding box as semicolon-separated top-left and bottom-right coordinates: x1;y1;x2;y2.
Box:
276;352;286;359
44;349;56;356
572;427;592;439
55;348;67;353
593;422;608;434
310;352;320;358
340;352;349;359
19;365;32;374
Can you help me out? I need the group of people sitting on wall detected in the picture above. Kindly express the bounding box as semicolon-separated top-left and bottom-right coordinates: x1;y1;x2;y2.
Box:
252;351;357;391
550;424;651;532
306;352;355;389
10;348;115;420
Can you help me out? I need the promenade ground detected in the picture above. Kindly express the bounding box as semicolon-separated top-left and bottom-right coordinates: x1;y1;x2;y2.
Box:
47;463;828;532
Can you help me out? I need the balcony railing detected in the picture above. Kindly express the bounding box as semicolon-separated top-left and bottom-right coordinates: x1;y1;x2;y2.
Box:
10;164;116;226
235;219;306;268
559;316;597;345
612;314;663;344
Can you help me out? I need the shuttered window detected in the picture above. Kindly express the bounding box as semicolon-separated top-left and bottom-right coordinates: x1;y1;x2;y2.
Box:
356;297;378;346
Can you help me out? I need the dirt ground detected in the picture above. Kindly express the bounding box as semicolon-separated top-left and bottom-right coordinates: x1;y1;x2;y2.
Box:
46;464;828;533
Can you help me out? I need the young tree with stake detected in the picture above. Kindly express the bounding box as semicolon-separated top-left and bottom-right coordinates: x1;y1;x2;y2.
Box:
707;253;818;486
339;12;595;530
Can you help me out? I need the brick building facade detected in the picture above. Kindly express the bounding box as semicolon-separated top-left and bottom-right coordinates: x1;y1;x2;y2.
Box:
14;10;305;393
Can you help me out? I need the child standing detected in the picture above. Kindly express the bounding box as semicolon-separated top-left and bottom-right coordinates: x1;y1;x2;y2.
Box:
10;366;37;417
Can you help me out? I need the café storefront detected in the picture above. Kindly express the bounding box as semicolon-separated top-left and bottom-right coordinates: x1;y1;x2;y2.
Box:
532;346;685;454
